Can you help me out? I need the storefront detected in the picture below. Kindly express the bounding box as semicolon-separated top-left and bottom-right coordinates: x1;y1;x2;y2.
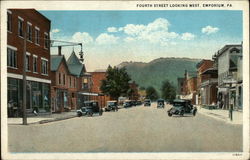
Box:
56;89;69;112
7;77;51;117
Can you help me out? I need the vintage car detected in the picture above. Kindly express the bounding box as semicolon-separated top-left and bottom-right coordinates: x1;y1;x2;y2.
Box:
167;99;197;117
77;100;103;117
136;100;142;105
131;100;137;106
105;100;118;112
157;99;165;108
123;100;133;108
144;99;151;106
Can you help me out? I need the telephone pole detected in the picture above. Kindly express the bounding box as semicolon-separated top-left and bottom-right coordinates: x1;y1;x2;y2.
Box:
22;32;27;125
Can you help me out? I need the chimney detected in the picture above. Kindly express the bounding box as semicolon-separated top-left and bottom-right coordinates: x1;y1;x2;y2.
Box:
58;46;62;56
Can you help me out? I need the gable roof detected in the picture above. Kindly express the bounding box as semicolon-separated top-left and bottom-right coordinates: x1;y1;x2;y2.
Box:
51;55;64;71
67;51;86;76
51;55;70;74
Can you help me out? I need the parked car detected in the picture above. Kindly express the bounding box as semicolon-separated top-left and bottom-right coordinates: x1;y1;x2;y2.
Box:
136;100;142;105
131;100;137;106
167;99;197;117
123;100;133;108
77;100;103;117
105;100;118;112
157;99;165;108
144;99;151;106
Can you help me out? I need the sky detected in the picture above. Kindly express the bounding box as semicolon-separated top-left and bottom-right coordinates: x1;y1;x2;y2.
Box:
40;10;242;72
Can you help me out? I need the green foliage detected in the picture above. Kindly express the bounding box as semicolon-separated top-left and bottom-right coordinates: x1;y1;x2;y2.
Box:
100;66;131;100
146;86;159;101
161;80;176;101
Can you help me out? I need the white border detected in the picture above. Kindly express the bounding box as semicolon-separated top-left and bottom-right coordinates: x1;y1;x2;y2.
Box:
1;1;249;160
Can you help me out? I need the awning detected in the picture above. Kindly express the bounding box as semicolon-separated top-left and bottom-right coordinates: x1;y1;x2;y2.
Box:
78;92;103;96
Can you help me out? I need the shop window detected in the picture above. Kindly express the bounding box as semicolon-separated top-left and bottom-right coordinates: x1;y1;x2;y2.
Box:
43;84;50;112
32;82;41;109
7;48;17;68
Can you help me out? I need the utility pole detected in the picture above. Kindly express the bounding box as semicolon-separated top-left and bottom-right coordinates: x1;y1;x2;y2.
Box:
22;31;27;125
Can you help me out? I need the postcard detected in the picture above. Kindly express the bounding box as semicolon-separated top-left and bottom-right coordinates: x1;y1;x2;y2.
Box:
1;0;249;160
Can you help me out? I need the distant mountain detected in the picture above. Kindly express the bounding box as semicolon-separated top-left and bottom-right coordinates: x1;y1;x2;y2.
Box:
117;57;201;96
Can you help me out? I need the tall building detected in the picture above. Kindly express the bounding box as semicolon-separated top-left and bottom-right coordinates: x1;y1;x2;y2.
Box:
213;44;242;110
7;9;51;117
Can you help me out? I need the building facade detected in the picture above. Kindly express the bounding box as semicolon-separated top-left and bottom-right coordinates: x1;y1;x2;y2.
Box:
90;71;111;108
51;55;72;112
7;9;51;117
196;60;218;105
213;44;242;110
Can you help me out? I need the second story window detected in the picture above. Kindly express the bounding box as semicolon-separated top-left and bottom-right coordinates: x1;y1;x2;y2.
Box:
27;22;32;42
69;77;72;87
33;55;38;73
74;78;76;88
26;53;30;71
63;74;66;85
18;17;24;37
41;58;48;75
7;10;12;32
7;48;17;68
59;73;61;84
44;33;49;49
35;27;40;45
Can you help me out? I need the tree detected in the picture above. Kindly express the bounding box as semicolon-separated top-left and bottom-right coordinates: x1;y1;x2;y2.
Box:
100;66;131;100
146;86;159;101
161;80;176;102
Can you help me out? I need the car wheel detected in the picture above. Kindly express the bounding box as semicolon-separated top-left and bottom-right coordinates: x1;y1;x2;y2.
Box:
77;112;82;117
193;109;197;116
180;111;184;116
168;112;172;117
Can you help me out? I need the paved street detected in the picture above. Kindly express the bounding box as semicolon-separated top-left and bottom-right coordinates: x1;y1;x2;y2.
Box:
8;103;242;152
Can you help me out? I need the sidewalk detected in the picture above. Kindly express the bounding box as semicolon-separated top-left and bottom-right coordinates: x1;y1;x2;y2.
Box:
8;111;77;125
197;106;243;125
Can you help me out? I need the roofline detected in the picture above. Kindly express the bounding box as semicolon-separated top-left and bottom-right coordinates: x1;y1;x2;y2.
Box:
37;10;51;23
216;44;242;57
196;59;213;68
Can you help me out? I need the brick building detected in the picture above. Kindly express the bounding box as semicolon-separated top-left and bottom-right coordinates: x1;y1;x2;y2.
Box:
66;51;92;109
196;60;218;105
51;55;72;112
7;9;51;117
89;71;111;108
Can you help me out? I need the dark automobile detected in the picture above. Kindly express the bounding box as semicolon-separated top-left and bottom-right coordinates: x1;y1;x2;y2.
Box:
123;100;133;108
136;100;142;105
167;99;197;117
131;100;137;106
105;101;118;112
157;99;165;108
77;100;103;117
144;99;151;106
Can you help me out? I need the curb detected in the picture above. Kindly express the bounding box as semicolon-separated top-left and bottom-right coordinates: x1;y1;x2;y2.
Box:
39;115;77;124
198;109;242;125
